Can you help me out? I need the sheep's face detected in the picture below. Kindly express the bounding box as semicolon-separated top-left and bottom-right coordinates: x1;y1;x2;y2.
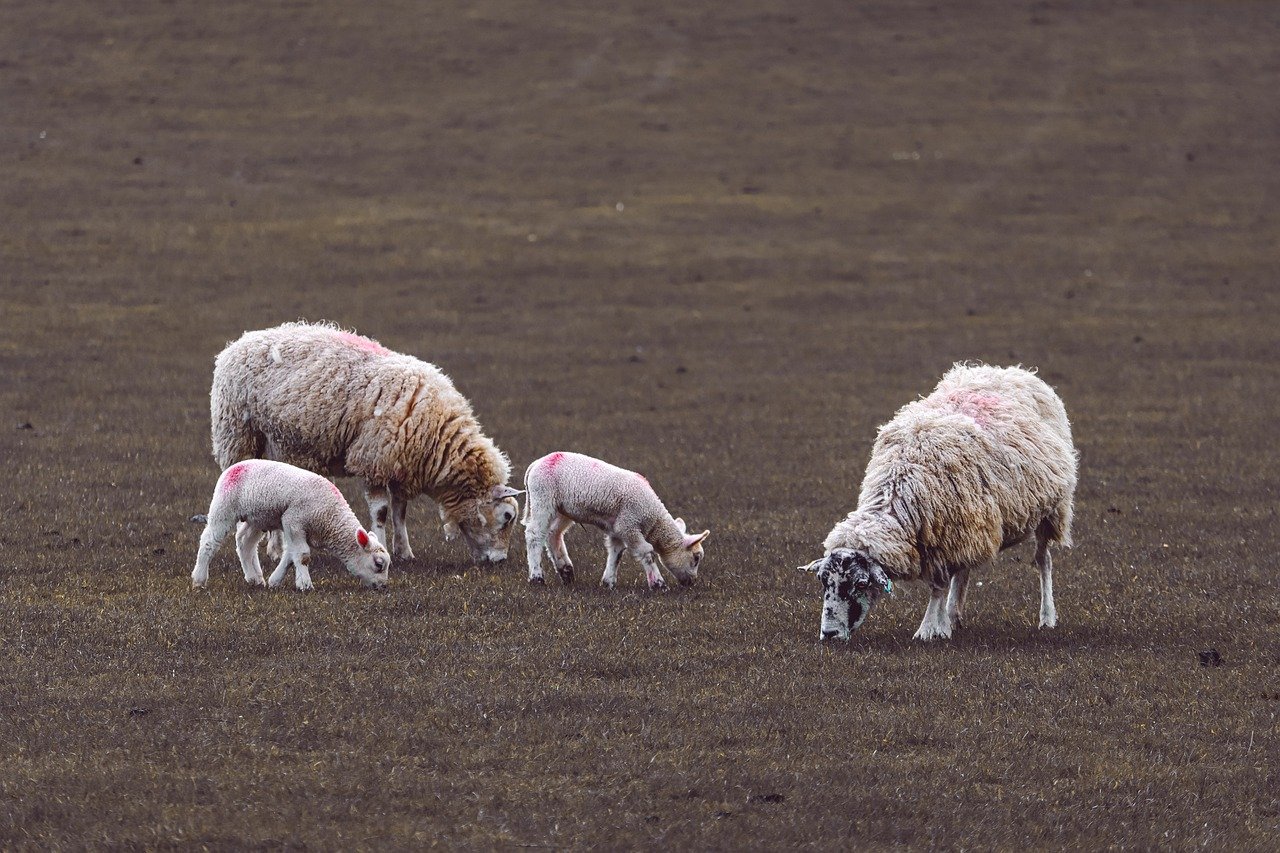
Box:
457;486;523;563
349;528;391;588
663;519;710;586
801;549;892;641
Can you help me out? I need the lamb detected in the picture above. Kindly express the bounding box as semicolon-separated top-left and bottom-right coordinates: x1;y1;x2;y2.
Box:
522;451;710;590
799;363;1077;641
209;322;523;566
191;459;391;590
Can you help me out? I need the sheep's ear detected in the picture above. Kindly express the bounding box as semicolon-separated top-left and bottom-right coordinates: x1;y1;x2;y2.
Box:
674;517;687;533
870;565;893;595
490;485;524;502
797;557;824;574
357;529;370;548
682;529;709;549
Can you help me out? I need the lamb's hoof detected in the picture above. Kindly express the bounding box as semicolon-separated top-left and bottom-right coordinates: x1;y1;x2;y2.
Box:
600;579;616;590
529;575;546;586
1039;615;1057;629
245;577;267;588
190;579;206;590
648;580;669;592
295;581;314;592
556;566;575;584
912;627;952;642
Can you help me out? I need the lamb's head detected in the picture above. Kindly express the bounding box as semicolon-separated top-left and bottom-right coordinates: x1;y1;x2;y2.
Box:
448;485;523;563
800;548;892;641
348;528;391;588
662;518;710;586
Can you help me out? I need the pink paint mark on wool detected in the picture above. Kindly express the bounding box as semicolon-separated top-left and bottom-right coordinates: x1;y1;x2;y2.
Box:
335;330;390;356
942;390;1004;428
221;462;250;491
543;452;565;473
328;480;343;498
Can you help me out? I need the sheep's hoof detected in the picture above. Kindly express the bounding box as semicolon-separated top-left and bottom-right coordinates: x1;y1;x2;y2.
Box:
556;565;575;584
649;580;669;592
600;579;616;590
529;575;546;586
245;577;267;588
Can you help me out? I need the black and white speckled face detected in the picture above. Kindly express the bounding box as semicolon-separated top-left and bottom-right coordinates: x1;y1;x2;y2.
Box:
802;549;893;641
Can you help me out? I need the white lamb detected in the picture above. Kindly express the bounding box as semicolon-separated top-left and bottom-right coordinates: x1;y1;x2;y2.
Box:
800;363;1078;641
191;459;391;591
210;322;522;566
523;452;710;590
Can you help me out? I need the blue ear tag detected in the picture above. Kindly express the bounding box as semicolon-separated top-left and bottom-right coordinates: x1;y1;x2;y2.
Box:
884;579;893;594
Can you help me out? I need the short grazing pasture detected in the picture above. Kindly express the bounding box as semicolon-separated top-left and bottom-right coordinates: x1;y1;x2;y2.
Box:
2;0;1278;847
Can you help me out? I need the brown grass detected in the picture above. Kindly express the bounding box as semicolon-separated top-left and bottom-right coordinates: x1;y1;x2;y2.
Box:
3;0;1279;848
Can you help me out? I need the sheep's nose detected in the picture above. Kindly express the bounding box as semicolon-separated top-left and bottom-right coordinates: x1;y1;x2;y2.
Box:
821;629;843;641
678;575;695;587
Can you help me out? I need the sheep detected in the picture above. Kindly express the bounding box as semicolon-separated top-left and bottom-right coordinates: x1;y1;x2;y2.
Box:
191;459;390;590
522;451;710;590
209;322;523;566
799;363;1077;641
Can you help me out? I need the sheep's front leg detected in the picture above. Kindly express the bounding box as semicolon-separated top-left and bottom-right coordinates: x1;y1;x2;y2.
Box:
628;538;667;591
600;536;625;589
946;566;971;629
364;485;391;555
524;506;554;584
913;585;952;641
1035;535;1057;628
390;490;414;560
235;523;267;587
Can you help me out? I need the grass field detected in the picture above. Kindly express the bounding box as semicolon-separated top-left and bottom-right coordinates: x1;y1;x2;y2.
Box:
2;0;1279;848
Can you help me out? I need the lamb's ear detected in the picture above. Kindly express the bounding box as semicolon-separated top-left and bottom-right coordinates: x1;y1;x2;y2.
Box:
674;517;687;533
490;485;524;502
682;529;709;549
357;529;370;548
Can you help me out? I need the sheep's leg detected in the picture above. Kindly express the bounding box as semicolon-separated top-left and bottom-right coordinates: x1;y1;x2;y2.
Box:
365;485;392;554
390;490;414;560
265;530;284;562
280;524;313;592
191;517;235;589
600;536;625;589
946;566;971;629
547;514;575;584
628;538;667;591
913;585;952;641
1035;535;1057;628
266;548;292;589
235;523;267;587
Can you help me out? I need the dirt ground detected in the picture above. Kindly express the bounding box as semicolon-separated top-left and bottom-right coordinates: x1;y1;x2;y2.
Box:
3;0;1279;848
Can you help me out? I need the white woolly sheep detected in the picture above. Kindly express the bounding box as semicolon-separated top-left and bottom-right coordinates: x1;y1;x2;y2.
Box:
523;451;710;590
210;322;523;566
191;459;390;590
800;363;1077;641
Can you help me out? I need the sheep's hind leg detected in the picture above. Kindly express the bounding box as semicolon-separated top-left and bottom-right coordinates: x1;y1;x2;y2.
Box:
946;566;971;629
235;523;267;586
1035;533;1057;628
547;514;575;584
913;585;952;641
600;536;625;589
390;489;414;560
191;516;235;589
365;485;392;553
524;506;552;584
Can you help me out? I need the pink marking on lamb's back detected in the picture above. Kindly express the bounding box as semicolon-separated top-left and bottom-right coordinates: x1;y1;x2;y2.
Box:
542;452;565;473
940;389;1004;428
334;330;390;356
221;462;250;491
327;480;343;499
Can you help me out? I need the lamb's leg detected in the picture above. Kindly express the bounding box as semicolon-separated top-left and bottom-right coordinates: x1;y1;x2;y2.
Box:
267;548;292;589
390;490;414;560
365;485;391;554
913;585;952;641
628;537;667;591
600;536;625;589
235;523;267;587
524;505;552;584
191;516;234;589
946;566;971;629
1035;535;1057;628
547;514;575;584
281;524;313;592
265;531;284;562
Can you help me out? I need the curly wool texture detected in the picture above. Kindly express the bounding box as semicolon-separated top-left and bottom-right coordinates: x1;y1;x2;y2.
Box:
824;363;1077;589
210;322;512;519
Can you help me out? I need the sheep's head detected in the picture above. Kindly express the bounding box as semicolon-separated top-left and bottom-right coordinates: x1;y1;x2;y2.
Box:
348;528;391;588
662;518;710;586
453;485;523;563
799;548;892;641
